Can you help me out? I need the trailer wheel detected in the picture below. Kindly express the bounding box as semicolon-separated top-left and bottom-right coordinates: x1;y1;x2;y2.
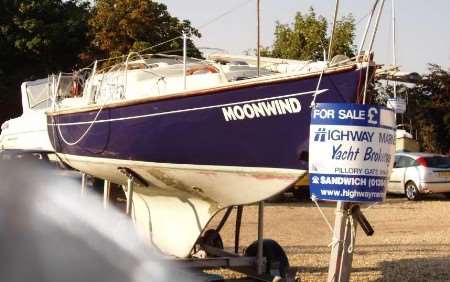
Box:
244;239;289;278
293;186;310;201
202;229;224;249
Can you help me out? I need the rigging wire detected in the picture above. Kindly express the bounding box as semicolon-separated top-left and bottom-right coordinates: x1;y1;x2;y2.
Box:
197;0;254;30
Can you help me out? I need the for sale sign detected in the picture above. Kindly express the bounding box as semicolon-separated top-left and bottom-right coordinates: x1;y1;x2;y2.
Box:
309;103;396;203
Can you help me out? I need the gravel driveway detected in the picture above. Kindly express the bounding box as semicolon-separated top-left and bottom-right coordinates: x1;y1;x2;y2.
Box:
212;195;450;281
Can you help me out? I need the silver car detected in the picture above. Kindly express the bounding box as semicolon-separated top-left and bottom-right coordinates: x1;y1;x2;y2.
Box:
388;152;450;200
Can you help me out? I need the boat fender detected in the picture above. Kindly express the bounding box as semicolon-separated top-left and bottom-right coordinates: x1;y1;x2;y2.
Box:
186;65;219;75
71;73;81;97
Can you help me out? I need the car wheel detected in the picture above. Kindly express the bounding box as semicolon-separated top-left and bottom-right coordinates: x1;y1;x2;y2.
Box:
405;181;421;201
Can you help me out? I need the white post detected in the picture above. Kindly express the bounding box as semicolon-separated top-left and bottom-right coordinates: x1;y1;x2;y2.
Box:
126;178;134;216
183;32;187;90
103;180;111;209
81;173;87;196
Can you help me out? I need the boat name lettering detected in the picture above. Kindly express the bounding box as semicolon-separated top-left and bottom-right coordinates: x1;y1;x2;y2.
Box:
221;98;301;122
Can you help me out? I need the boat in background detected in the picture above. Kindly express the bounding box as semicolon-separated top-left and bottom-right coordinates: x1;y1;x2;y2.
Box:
44;52;374;257
0;78;56;152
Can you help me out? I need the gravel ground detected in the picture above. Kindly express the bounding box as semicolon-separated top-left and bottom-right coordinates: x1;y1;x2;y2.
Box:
209;194;450;281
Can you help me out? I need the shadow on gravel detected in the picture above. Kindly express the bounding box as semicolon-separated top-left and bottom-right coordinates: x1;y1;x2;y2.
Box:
386;193;449;203
285;244;450;281
379;256;450;281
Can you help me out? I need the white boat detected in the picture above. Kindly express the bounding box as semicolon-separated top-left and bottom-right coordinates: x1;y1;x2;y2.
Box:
0;78;56;152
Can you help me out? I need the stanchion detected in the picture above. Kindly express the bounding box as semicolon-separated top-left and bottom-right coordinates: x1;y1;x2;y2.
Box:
126;177;134;216
103;180;111;209
81;173;87;196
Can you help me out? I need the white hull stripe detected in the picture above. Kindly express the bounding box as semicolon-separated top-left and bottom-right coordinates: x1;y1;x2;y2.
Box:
48;89;328;126
58;153;306;175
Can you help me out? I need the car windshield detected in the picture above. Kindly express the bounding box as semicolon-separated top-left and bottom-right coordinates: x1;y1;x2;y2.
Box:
424;156;450;169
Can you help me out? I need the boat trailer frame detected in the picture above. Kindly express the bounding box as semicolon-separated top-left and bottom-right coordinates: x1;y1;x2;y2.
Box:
80;172;294;282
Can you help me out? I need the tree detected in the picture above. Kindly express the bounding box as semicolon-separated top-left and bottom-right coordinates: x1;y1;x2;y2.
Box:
262;7;355;61
0;0;90;73
406;64;450;154
0;0;90;122
87;0;201;59
374;64;450;154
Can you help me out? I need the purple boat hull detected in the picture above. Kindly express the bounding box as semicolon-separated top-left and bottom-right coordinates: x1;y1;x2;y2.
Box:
48;67;364;171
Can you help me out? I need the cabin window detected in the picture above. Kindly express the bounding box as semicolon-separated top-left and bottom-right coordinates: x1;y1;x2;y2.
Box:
26;79;51;110
26;76;73;110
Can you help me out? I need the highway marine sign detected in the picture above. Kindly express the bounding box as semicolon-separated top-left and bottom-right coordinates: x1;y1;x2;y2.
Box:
309;103;396;203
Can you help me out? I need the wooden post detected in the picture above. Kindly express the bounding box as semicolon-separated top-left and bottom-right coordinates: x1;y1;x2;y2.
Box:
327;202;356;282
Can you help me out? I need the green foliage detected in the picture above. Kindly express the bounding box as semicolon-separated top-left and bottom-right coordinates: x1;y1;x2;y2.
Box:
407;64;450;154
263;7;355;61
0;0;203;123
1;0;90;72
0;0;90;122
375;64;450;154
88;0;201;58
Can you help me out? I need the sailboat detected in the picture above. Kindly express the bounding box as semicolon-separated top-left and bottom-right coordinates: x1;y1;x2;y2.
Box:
1;3;387;278
45;52;371;257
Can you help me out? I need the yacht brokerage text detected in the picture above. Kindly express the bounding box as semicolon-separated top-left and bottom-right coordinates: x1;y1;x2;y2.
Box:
309;103;396;203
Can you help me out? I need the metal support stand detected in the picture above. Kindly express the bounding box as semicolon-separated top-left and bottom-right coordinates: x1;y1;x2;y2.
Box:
126;177;134;216
327;202;353;282
256;201;264;275
327;203;374;282
235;205;243;254
103;180;111;209
216;207;233;233
81;173;87;196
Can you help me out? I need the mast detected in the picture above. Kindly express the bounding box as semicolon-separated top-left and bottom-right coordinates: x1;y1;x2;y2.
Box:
256;0;261;77
357;0;379;56
183;32;187;90
392;0;397;98
328;0;340;62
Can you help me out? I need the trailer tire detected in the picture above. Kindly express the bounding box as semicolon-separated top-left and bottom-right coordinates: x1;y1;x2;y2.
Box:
244;239;289;278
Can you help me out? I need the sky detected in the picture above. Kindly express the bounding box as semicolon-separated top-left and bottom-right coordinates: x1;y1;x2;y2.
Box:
157;0;450;73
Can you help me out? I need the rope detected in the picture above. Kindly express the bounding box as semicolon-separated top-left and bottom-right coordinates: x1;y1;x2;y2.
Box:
55;67;115;146
137;36;183;55
310;65;327;108
197;0;254;30
311;195;334;233
55;101;107;146
347;215;356;254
